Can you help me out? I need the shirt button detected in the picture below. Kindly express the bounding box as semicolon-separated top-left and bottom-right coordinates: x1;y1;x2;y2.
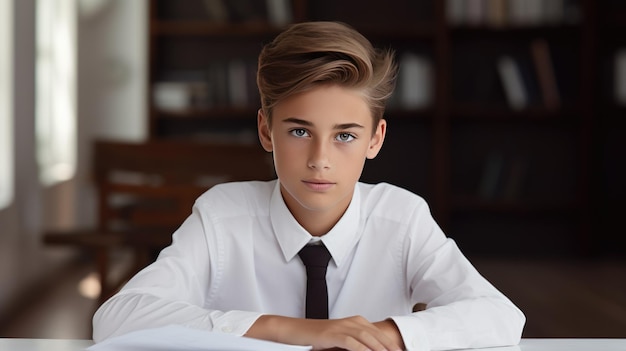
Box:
221;326;233;333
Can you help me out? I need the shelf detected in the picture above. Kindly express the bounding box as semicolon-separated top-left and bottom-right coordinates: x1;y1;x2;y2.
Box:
448;105;581;122
145;0;621;256
151;20;283;37
154;107;259;120
448;23;582;38
357;23;437;41
385;107;436;121
601;11;626;28
450;196;581;216
601;104;626;123
154;107;438;121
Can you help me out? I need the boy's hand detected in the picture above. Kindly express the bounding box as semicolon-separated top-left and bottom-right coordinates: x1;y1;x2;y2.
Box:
246;315;405;351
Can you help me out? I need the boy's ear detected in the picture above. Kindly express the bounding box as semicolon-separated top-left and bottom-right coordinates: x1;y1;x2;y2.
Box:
366;119;387;159
257;109;274;152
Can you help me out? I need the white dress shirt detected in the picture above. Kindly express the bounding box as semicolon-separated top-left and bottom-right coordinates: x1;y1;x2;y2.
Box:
92;180;525;351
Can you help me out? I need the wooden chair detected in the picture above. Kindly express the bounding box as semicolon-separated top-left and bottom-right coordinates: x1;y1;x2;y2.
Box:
44;139;275;303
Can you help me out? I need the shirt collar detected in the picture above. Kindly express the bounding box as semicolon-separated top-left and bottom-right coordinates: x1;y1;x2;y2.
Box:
270;181;362;268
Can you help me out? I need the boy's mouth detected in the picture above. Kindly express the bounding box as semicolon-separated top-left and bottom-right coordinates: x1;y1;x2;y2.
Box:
302;180;335;191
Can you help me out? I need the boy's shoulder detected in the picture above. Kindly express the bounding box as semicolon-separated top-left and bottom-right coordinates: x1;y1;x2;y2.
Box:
358;181;424;200
194;180;276;214
358;181;429;216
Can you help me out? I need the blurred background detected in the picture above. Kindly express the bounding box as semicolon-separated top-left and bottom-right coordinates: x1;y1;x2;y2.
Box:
1;0;625;340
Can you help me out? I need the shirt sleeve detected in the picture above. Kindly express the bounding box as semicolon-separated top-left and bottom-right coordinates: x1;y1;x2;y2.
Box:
390;199;526;351
92;202;263;342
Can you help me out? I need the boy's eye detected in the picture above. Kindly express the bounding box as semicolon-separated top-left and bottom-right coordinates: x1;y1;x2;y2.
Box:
290;128;309;137
336;133;355;142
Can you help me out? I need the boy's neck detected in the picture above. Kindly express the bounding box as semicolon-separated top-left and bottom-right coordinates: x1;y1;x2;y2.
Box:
280;187;352;237
296;207;347;237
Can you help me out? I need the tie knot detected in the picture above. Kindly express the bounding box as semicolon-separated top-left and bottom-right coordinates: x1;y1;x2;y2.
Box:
298;244;332;269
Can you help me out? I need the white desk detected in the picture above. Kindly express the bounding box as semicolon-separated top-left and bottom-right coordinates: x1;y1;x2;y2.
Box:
472;338;626;351
0;338;93;351
0;338;624;351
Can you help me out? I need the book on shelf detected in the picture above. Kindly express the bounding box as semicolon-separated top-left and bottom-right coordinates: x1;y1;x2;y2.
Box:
447;0;466;25
224;0;266;23
265;0;292;27
478;150;528;201
153;82;210;112
530;38;561;110
541;0;566;24
502;155;529;201
479;150;505;199
152;70;211;112
203;0;229;23
154;59;259;113
517;55;543;107
508;0;543;26
202;0;292;26
446;0;579;27
466;0;486;25
396;52;433;110
211;59;259;109
487;0;507;27
497;55;528;110
207;63;230;107
614;48;626;106
227;60;249;108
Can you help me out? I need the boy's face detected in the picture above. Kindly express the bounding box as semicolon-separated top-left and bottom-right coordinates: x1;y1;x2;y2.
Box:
258;84;386;231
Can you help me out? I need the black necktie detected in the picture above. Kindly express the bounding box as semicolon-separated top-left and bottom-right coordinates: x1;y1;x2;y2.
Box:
298;244;332;319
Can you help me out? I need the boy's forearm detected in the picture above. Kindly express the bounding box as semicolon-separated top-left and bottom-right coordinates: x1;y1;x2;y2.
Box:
245;315;283;343
245;315;327;346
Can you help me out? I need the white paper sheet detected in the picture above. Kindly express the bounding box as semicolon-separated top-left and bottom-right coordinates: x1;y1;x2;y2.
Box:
87;325;313;351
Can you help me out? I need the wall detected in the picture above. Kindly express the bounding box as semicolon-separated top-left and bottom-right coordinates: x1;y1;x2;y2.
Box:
0;0;147;320
44;0;148;230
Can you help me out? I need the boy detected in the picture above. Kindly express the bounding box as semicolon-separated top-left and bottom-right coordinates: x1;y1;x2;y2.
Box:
92;21;525;351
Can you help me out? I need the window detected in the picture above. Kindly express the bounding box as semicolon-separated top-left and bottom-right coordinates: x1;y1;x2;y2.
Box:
36;0;77;186
0;0;13;209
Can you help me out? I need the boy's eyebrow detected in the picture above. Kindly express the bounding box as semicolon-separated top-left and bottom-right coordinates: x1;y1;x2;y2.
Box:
282;117;364;130
334;122;365;130
283;117;313;126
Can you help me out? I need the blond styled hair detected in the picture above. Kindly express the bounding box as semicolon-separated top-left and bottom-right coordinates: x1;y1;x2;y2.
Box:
257;21;397;130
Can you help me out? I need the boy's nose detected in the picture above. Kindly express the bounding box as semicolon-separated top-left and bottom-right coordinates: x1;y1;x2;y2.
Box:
307;140;331;170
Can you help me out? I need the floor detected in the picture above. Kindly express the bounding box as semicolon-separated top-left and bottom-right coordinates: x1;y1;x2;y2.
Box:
0;248;133;340
0;258;97;339
1;255;625;340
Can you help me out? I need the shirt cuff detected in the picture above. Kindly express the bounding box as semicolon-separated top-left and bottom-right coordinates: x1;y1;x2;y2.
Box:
211;310;265;336
390;315;430;351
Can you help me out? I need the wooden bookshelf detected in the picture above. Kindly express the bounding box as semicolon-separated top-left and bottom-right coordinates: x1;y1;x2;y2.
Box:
593;1;626;256
147;0;624;257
